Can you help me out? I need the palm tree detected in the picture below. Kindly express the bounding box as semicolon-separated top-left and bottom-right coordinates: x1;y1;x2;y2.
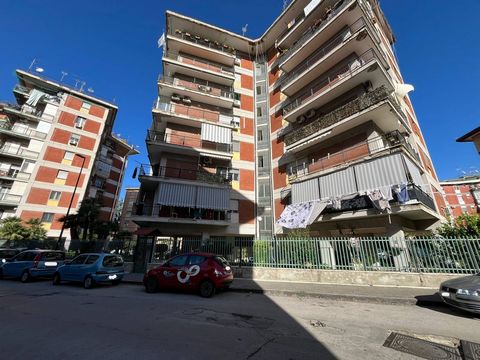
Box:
24;218;47;241
0;216;26;242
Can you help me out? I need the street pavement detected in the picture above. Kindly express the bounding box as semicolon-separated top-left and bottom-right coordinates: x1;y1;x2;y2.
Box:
1;279;479;359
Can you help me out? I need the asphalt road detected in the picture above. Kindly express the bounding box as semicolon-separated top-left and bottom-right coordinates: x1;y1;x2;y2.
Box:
0;279;479;360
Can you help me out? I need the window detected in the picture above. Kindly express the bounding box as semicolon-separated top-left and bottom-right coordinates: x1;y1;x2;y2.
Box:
49;191;61;201
232;140;240;152
14;251;37;262
81;102;91;112
41;252;65;261
63;151;75;161
256;106;263;117
257;130;264;142
85;255;100;265
461;205;468;213
69;134;80;146
258;155;265;168
103;255;124;267
168;255;188;267
94;178;105;188
57;170;68;180
233;93;241;101
228;168;240;182
187;255;206;265
71;255;89;265
41;213;54;223
74;116;86;129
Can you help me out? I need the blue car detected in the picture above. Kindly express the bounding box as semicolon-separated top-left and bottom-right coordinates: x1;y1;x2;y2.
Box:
53;253;125;289
0;250;65;282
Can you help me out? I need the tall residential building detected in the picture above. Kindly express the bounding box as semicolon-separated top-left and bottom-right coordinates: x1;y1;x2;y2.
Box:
118;187;140;234
440;176;480;219
457;126;480;155
0;69;138;243
132;0;444;246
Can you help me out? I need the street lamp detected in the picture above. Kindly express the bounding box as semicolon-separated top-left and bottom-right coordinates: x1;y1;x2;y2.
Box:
57;154;86;250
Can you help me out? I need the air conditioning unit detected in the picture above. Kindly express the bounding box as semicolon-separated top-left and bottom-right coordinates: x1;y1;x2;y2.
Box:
234;58;241;66
171;94;181;102
231;119;240;129
182;97;192;104
305;109;316;119
233;99;241;107
69;138;79;146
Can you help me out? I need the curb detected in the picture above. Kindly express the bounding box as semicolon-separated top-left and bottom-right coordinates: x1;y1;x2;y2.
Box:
122;278;444;306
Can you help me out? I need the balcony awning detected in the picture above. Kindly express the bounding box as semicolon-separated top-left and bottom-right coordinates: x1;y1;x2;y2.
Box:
319;167;357;199
354;153;408;192
157;182;196;207
201;123;231;144
292;177;320;204
404;157;425;191
196;186;230;210
199;152;231;160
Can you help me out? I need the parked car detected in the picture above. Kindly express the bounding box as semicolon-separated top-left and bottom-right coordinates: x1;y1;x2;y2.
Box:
0;248;26;264
439;274;480;314
53;253;125;289
0;250;65;282
144;253;233;297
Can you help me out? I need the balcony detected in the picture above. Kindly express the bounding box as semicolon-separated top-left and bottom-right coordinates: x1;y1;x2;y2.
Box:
287;132;421;182
0;144;39;159
167;28;236;67
0;122;48;140
131;203;230;227
0;168;31;182
278;0;357;70
283;86;409;151
138;164;234;186
282;49;393;122
163;51;235;86
2;103;55;123
0;192;22;206
13;85;62;105
153;98;237;128
158;75;234;109
279;18;387;96
146;130;233;157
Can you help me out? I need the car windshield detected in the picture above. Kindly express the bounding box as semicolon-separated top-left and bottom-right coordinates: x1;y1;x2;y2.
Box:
214;256;230;268
0;250;17;258
102;255;123;267
42;252;65;261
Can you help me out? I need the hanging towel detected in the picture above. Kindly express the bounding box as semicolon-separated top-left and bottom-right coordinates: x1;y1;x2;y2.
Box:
26;89;46;107
393;183;410;204
368;189;390;211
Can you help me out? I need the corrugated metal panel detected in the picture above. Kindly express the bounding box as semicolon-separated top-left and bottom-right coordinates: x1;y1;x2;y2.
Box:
319;167;357;198
196;186;230;210
292;177;320;203
201;123;232;144
354;153;408;191
404;156;425;190
157;182;196;207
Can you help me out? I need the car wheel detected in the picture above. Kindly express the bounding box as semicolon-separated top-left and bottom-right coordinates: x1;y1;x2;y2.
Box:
145;277;158;293
84;276;94;289
53;273;61;285
199;280;215;298
20;270;30;283
111;280;121;286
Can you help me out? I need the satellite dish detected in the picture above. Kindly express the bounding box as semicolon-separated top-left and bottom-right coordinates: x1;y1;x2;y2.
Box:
35;67;44;73
87;87;94;93
257;216;262;221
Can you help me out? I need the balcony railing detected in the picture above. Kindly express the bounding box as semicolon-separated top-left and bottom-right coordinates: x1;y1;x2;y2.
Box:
283;85;405;146
3;103;55;122
154;98;236;126
169;29;236;56
0;122;48;140
146;130;232;153
138;164;235;185
0;192;22;204
277;0;352;65
158;75;234;99
0;144;39;159
405;184;436;211
287;132;419;180
13;84;30;94
278;18;366;88
283;49;378;115
164;51;234;75
132;203;230;222
0;168;31;181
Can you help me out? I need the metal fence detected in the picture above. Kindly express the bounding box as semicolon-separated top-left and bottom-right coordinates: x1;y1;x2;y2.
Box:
154;236;480;275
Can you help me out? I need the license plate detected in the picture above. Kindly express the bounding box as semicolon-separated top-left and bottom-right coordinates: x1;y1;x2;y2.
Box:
45;262;58;267
108;275;117;280
441;291;450;298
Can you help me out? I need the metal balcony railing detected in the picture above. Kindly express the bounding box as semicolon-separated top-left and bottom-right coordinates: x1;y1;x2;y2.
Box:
138;164;235;185
0;145;39;159
169;29;236;56
278;18;366;88
403;184;436;211
164;51;234;75
13;84;30;94
277;0;352;65
158;75;234;99
0;122;48;140
132;203;230;222
146;130;232;153
154;98;236;126
0;192;22;204
283;49;378;115
0;168;31;180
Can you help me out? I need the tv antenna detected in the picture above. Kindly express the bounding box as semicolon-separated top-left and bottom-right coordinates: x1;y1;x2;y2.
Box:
60;71;68;82
242;24;248;36
283;0;289;10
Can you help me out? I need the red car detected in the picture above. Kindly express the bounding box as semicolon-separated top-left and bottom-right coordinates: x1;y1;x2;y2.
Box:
143;253;233;297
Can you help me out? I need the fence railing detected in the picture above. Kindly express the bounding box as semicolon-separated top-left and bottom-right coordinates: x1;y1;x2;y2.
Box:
169;28;236;56
0;168;31;180
0;192;22;204
0;145;39;159
150;236;480;275
132;204;230;222
146;130;233;153
0;123;48;140
158;75;234;99
164;51;234;75
138;164;235;185
283;49;378;115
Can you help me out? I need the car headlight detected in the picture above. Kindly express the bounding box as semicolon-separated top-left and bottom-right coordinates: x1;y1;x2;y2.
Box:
457;289;479;297
1;259;5;263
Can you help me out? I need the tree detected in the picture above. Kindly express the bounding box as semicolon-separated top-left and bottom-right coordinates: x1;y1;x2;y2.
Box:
437;213;480;237
0;217;26;241
24;218;47;241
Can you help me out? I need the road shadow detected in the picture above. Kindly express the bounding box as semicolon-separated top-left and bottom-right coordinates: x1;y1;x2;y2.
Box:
415;294;480;320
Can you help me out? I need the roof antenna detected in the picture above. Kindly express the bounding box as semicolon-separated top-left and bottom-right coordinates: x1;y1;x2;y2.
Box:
283;0;289;10
242;24;248;36
60;71;68;82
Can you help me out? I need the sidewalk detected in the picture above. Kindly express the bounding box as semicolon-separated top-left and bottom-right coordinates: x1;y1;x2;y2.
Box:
122;273;442;306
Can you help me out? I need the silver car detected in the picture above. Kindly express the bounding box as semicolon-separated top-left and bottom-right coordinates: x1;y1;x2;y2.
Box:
439;274;480;314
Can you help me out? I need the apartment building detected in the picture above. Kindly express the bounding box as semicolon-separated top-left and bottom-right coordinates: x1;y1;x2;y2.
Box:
440;176;480;219
0;70;138;243
457;126;480;155
118;187;140;234
132;0;444;247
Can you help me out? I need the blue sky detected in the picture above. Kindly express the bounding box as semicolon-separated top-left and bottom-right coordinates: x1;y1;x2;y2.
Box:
1;0;479;199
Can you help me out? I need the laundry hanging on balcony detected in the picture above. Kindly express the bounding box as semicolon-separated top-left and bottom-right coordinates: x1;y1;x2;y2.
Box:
26;89;47;107
201;123;231;144
276;200;328;229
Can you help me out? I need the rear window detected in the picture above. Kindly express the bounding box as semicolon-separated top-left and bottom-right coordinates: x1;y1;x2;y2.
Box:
187;255;206;265
0;250;17;258
214;256;230;268
15;252;37;261
102;255;123;267
86;255;100;265
41;252;65;261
